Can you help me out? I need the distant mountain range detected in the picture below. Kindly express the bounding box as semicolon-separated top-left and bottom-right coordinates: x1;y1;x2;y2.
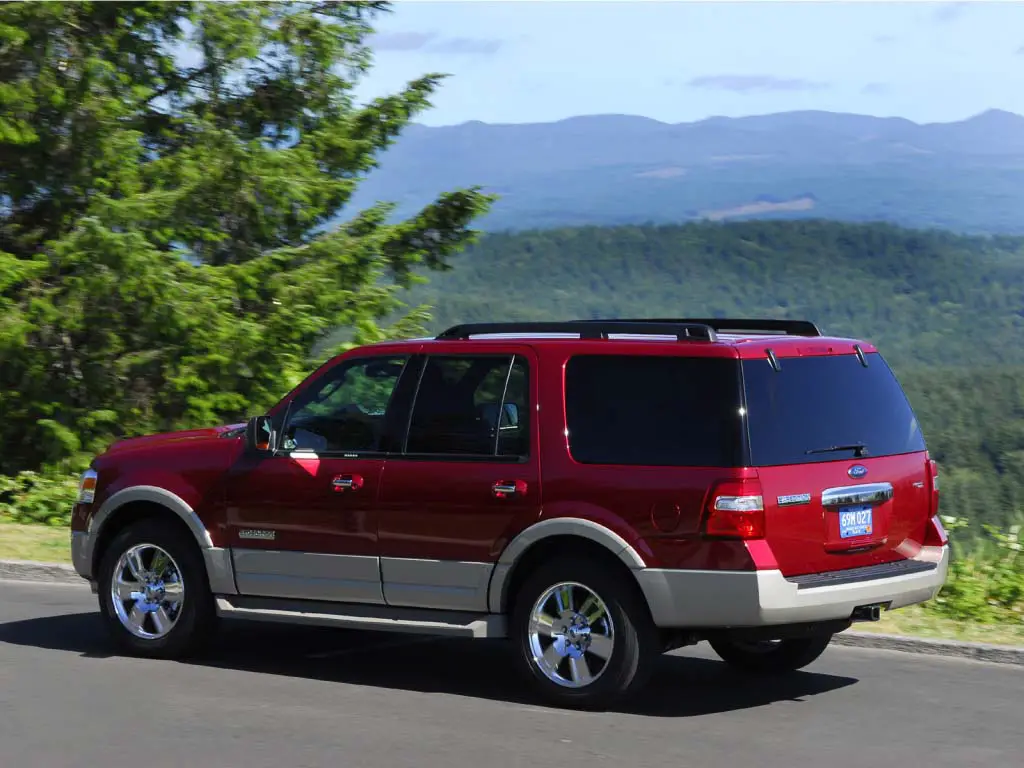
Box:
340;109;1024;234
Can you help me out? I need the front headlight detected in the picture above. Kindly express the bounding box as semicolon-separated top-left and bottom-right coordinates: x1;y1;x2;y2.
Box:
77;469;98;504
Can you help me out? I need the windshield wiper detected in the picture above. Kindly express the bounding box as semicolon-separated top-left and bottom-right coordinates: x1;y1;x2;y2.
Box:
805;443;868;457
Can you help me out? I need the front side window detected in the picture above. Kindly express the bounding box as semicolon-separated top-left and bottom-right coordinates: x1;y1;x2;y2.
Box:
564;354;745;467
280;356;408;454
406;355;531;458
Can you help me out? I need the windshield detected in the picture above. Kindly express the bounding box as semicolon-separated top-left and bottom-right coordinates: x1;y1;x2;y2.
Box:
742;352;926;467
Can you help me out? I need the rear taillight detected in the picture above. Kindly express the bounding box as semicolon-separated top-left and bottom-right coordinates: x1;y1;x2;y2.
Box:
926;457;940;518
704;480;765;539
922;456;947;546
923;515;948;546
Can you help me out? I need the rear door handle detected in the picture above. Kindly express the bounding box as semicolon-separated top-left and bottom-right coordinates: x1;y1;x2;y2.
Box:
332;474;364;493
492;480;527;498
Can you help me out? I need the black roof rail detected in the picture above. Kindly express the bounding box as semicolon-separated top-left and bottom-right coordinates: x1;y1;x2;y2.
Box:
436;321;717;342
579;317;823;337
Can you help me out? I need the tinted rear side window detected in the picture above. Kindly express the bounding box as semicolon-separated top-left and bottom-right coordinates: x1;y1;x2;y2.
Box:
742;352;926;467
564;355;745;467
405;355;531;458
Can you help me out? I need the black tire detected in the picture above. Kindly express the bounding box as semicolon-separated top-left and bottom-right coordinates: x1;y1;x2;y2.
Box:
510;556;659;710
709;634;833;674
97;517;217;659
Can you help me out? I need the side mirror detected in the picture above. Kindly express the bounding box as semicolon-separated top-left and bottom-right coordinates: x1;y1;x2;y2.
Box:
245;415;275;453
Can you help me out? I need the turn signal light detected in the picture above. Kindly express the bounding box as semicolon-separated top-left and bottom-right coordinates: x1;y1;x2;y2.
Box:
77;469;98;505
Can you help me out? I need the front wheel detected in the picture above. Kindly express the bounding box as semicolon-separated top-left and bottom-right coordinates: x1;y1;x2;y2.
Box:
709;634;833;674
97;518;217;659
511;557;658;710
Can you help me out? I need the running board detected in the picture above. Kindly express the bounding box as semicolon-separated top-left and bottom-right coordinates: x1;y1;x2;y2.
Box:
215;595;508;639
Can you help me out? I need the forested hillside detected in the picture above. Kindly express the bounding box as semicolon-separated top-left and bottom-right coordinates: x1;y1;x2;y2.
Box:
361;220;1024;530
899;367;1024;530
401;220;1024;369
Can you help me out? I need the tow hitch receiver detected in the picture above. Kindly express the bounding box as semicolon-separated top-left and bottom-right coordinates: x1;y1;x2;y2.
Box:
851;602;889;622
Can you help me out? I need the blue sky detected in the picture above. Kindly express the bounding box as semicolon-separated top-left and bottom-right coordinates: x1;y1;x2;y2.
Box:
355;0;1024;126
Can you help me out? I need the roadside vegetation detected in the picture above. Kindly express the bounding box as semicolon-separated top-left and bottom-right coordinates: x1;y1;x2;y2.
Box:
0;2;1021;644
0;520;71;564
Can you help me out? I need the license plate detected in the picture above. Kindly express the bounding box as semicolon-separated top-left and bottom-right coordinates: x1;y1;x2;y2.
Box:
839;504;873;538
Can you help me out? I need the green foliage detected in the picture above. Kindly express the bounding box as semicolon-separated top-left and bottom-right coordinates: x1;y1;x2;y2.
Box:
402;220;1024;369
898;368;1024;531
0;1;493;477
927;518;1023;625
0;467;80;527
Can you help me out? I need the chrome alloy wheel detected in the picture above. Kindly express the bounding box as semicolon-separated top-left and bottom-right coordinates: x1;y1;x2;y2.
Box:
110;543;186;640
527;581;615;688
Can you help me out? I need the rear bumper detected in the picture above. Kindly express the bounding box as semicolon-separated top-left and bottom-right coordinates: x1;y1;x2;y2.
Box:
635;544;949;628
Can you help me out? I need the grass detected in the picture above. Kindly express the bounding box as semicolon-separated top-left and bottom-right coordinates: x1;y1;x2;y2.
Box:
2;519;1022;647
859;603;1024;647
0;520;71;564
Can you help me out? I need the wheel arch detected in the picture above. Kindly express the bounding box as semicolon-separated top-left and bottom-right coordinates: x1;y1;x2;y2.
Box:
88;486;237;595
488;518;648;615
92;487;211;561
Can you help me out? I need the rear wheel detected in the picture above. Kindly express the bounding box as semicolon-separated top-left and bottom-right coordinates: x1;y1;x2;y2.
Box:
709;634;832;674
97;518;216;659
511;556;658;710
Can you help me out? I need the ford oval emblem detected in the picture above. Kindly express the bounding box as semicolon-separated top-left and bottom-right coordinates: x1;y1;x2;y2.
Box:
848;464;868;479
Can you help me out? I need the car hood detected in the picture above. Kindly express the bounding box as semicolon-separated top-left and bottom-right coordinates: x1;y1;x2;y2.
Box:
103;423;247;457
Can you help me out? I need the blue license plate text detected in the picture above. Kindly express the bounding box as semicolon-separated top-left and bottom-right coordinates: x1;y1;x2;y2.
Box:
839;504;873;539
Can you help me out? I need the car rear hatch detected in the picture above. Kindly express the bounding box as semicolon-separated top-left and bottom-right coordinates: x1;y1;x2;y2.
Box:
741;350;932;577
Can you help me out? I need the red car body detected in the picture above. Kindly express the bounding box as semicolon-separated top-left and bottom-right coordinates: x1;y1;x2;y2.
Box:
69;319;950;708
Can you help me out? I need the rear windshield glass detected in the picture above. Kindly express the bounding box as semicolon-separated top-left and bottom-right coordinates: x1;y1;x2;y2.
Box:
742;352;926;467
564;355;745;467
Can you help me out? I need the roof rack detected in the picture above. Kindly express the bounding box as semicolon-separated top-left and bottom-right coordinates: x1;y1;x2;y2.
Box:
578;317;823;337
436;321;718;342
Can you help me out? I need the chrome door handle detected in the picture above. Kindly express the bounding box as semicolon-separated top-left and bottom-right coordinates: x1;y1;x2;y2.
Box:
492;480;527;498
332;474;364;493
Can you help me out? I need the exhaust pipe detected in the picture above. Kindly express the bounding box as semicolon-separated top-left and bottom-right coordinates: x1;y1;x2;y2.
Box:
851;604;884;622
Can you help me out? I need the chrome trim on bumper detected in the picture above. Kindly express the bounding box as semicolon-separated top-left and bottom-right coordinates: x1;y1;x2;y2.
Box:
636;545;949;628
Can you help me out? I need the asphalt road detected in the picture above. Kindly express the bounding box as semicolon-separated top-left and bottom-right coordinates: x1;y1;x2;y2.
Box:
1;580;1021;768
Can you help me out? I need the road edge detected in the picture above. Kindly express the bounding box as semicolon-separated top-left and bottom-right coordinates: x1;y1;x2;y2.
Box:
1;559;1021;665
833;628;1024;665
0;558;84;585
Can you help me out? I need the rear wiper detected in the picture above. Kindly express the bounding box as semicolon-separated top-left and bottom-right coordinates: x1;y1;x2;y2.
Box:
805;443;868;457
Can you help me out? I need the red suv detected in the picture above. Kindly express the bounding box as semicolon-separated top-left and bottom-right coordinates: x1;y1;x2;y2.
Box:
69;318;949;709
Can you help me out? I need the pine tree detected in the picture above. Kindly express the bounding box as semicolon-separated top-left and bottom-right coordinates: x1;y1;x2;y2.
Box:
0;1;493;474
